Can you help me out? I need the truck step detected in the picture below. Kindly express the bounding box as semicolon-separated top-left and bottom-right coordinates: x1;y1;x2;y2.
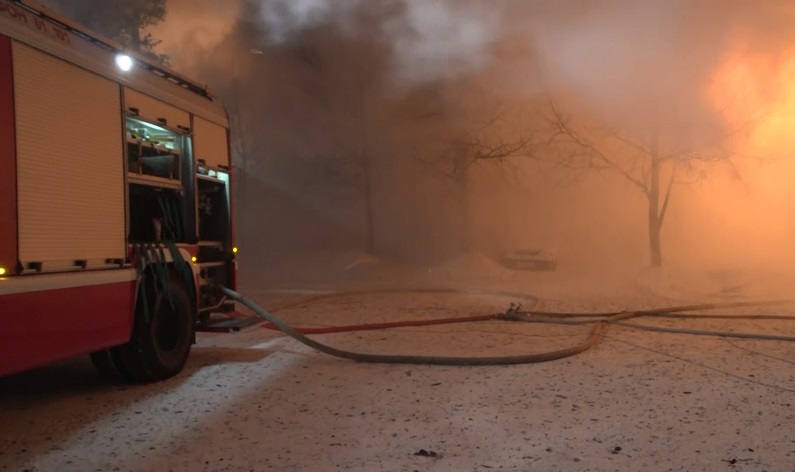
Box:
196;312;263;333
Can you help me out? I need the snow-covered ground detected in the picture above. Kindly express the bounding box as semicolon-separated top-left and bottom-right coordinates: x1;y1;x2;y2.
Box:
3;252;795;471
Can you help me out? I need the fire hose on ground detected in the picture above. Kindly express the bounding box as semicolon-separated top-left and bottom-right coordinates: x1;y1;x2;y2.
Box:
218;287;795;366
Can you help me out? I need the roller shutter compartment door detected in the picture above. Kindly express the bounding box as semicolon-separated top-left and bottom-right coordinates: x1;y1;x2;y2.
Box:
193;115;229;170
13;42;125;271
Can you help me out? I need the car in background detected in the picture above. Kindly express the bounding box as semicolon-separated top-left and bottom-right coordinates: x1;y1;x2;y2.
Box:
500;248;557;271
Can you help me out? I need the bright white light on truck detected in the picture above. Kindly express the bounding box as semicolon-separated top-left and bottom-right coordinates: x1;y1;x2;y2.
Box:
191;256;197;263
115;54;133;72
0;267;6;276
232;247;238;254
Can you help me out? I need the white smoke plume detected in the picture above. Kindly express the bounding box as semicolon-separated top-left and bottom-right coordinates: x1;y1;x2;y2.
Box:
382;0;501;85
254;0;504;86
255;0;361;41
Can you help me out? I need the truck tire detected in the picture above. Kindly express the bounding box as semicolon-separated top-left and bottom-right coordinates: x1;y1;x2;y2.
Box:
114;277;195;383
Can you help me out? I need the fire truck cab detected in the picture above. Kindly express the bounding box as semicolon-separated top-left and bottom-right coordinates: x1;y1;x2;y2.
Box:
0;0;247;382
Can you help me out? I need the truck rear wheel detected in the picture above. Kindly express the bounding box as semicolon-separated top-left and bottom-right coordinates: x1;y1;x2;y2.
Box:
106;277;195;383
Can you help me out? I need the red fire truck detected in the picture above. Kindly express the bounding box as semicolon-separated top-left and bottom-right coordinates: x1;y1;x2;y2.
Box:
0;0;251;382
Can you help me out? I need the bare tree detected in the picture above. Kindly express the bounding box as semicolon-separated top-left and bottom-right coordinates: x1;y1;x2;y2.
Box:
544;101;755;267
414;102;532;251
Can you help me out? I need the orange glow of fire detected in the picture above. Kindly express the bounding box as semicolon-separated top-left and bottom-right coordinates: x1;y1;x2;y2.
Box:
707;45;795;154
670;45;795;270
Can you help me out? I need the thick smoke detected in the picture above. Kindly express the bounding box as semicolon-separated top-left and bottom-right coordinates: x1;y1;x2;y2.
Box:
149;0;244;73
156;0;795;90
253;0;503;87
155;0;505;88
518;0;795;140
255;0;361;41
147;0;795;283
381;1;501;86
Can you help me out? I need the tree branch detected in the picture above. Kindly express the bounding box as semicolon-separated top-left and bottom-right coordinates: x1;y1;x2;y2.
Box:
545;103;650;194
